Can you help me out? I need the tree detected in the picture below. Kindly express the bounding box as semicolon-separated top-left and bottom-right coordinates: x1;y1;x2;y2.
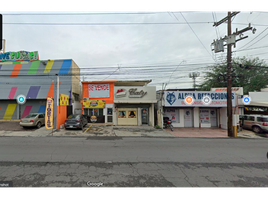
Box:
197;57;268;94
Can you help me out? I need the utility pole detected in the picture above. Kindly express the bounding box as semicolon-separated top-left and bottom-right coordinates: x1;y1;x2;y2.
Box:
212;11;256;137
226;12;233;137
189;72;200;90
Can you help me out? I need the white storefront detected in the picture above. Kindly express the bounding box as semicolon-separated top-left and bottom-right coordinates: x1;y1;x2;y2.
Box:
163;91;237;129
113;86;157;126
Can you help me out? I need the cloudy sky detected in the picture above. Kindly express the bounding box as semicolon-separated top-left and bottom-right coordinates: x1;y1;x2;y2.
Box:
1;1;268;90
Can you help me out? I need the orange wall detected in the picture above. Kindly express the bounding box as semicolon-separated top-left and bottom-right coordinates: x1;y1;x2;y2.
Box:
82;81;116;104
57;105;67;129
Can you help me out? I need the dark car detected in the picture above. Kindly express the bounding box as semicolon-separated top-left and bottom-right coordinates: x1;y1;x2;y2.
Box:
64;114;87;130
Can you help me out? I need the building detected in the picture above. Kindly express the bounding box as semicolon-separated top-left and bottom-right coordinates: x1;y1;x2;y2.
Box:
244;88;268;115
0;51;82;128
81;80;157;126
158;89;241;130
113;81;156;126
81;80;116;124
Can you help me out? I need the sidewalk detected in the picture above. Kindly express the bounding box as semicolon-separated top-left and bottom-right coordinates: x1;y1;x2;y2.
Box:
164;127;268;139
112;126;175;137
0;123;267;138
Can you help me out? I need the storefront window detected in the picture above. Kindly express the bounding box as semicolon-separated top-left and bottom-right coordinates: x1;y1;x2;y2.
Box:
164;108;179;123
119;111;126;118
84;108;93;116
200;109;210;123
107;108;113;115
99;109;103;116
128;111;136;118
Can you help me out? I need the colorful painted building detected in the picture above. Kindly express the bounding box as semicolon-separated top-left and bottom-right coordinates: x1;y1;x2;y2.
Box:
0;52;81;128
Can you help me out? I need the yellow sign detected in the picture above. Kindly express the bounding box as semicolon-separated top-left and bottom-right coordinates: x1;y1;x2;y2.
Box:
45;97;54;129
82;100;105;108
60;94;69;106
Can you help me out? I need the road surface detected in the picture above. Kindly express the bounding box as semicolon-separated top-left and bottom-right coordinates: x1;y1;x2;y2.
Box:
0;136;267;187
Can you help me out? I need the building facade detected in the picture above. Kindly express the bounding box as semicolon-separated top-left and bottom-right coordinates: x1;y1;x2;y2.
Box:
81;80;116;124
0;53;81;124
159;90;239;129
81;80;157;126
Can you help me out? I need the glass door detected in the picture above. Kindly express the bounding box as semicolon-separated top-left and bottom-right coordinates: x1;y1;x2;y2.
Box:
142;108;149;124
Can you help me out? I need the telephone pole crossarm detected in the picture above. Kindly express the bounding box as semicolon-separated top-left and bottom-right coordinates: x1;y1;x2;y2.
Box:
213;12;240;27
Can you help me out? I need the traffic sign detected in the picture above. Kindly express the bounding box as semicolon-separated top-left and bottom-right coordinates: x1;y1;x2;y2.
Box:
16;94;26;105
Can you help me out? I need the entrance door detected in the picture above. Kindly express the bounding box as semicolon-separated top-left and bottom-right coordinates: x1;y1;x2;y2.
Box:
184;109;193;127
142;108;149;125
210;109;217;127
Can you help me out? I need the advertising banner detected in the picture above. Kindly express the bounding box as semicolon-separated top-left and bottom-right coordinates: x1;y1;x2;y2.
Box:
164;91;236;107
88;84;110;98
45;97;53;129
60;94;69;106
82;100;106;108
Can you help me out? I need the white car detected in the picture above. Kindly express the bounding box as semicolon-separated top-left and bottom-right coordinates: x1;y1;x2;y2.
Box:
20;113;45;128
241;115;268;133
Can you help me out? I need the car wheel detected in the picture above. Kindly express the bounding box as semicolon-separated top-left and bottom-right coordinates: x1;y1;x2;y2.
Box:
36;122;42;129
252;126;262;133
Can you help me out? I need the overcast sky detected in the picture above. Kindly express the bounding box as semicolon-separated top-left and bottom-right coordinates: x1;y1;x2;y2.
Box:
1;1;268;90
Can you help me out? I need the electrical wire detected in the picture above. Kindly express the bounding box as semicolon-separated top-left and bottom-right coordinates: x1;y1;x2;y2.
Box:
179;12;216;63
238;27;268;50
3;22;214;26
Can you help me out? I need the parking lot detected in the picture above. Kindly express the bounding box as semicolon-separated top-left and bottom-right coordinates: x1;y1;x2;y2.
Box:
0;121;39;132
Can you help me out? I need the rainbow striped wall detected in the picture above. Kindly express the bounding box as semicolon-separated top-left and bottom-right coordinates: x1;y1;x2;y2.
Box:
0;59;75;119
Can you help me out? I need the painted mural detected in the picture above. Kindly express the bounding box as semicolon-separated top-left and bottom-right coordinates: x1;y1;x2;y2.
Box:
0;59;74;119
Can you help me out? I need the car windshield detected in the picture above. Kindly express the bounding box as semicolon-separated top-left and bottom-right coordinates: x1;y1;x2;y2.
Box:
67;115;80;120
25;114;38;118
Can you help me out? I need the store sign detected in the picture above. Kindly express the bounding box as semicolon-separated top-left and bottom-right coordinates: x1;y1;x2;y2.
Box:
115;88;148;98
90;116;97;122
0;51;39;62
165;91;236;107
45;97;53;129
82;100;105;108
129;88;147;98
60;94;69;106
88;84;110;98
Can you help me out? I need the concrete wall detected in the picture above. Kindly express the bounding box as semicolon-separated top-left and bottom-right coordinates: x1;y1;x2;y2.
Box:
220;107;228;129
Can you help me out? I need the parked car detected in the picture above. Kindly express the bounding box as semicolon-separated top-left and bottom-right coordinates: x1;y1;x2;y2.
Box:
20;113;45;128
240;114;268;133
64;114;87;130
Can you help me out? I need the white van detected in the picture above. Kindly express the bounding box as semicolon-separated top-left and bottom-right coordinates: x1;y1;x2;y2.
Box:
241;115;268;133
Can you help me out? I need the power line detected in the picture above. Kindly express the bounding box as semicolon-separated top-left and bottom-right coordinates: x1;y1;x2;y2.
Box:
180;12;216;62
1;12;165;16
234;45;268;52
3;22;214;26
238;27;268;50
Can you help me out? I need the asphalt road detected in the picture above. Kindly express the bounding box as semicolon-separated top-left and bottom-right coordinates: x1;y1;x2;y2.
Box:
0;137;268;187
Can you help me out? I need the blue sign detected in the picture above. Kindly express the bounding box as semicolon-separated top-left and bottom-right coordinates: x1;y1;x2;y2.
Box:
16;95;26;105
243;96;251;105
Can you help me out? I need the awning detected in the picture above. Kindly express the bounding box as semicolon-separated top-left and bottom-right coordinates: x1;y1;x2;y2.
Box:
247;101;268;107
